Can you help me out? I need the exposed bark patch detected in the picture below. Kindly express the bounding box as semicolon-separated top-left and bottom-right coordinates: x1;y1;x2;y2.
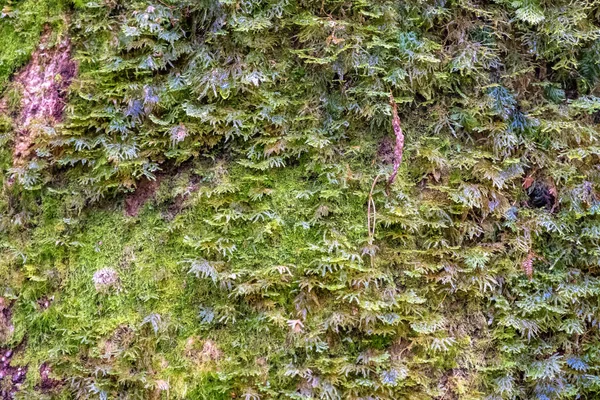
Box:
0;299;27;400
125;176;163;217
37;363;62;393
0;298;13;344
0;347;27;400
162;174;200;221
11;25;77;168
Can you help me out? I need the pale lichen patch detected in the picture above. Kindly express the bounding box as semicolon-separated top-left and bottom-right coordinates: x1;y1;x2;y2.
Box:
10;25;76;168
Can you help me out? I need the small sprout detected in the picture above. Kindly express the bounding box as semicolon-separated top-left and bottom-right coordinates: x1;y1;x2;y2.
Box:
93;268;120;293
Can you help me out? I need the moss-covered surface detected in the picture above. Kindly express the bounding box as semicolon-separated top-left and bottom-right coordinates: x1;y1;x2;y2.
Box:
3;0;600;399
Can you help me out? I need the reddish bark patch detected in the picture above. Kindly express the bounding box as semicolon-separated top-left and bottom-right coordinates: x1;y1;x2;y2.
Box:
0;299;27;400
11;25;77;168
0;347;27;400
0;298;13;343
162;174;200;221
125;176;163;217
37;363;62;393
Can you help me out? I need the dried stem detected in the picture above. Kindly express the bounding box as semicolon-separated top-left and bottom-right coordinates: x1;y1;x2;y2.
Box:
367;174;381;245
522;251;535;280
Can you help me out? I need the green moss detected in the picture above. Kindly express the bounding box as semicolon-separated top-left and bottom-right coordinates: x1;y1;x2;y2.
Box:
1;0;600;399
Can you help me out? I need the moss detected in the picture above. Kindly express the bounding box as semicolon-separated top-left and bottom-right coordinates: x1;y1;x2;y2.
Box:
1;0;600;398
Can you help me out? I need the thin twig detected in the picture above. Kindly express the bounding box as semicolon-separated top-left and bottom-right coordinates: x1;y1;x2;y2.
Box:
367;174;381;245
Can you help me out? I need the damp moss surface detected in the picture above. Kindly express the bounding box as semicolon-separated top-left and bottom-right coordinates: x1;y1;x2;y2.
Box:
2;0;600;399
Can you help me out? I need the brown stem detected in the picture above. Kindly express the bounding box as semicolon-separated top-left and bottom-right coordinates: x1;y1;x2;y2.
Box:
388;92;405;185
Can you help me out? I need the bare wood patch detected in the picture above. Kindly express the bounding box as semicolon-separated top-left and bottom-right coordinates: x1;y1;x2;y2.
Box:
11;25;77;168
125;176;163;217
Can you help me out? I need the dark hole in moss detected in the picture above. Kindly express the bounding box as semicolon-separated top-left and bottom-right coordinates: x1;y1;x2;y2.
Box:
527;182;555;209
